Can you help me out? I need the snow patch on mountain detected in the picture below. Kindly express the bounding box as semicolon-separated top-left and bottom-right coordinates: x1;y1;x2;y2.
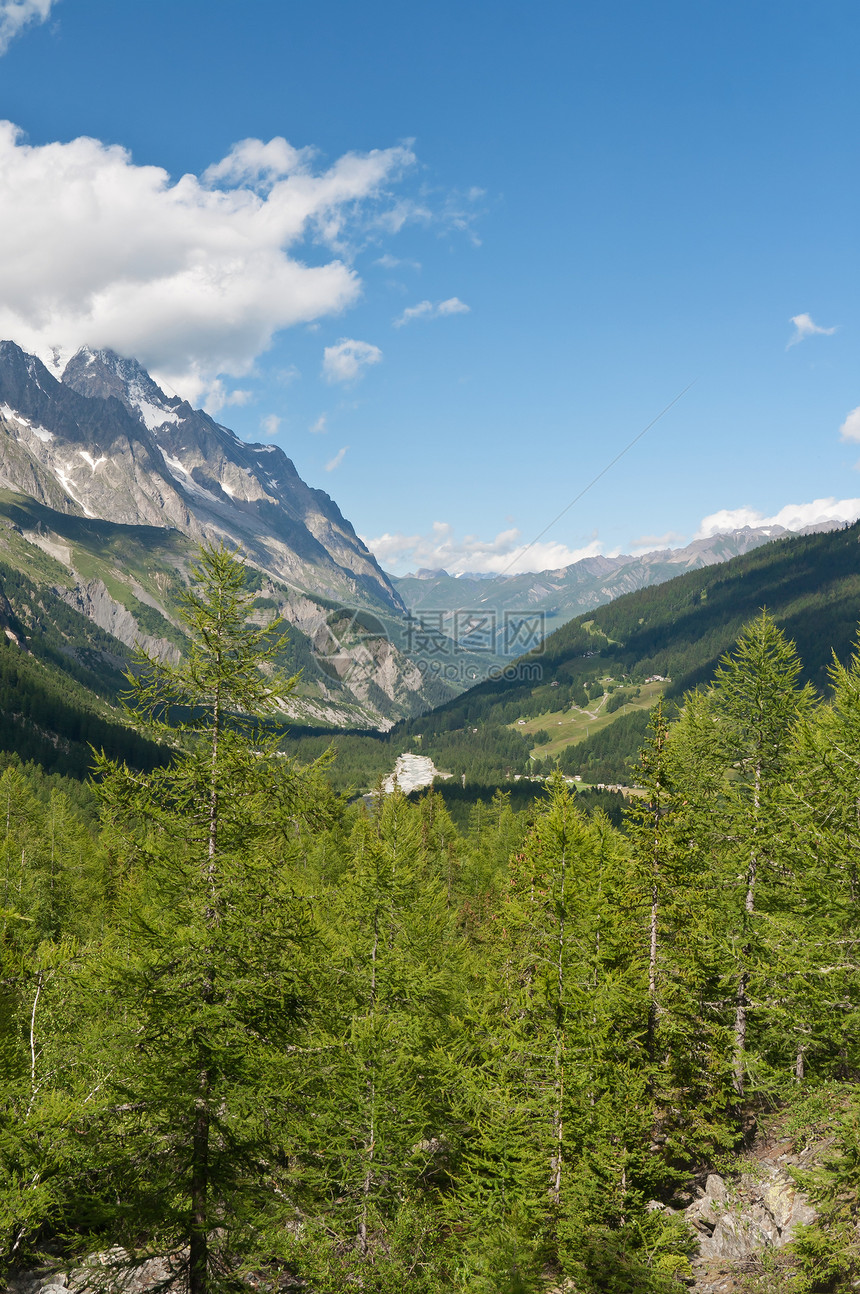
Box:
1;404;54;442
130;392;183;433
161;452;189;479
54;465;94;516
77;450;106;472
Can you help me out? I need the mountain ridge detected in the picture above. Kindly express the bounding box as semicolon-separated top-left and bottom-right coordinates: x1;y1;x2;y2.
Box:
0;340;404;613
391;521;844;651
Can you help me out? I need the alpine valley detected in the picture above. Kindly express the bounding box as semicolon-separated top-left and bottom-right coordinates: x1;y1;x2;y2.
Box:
9;341;860;1293
1;338;857;786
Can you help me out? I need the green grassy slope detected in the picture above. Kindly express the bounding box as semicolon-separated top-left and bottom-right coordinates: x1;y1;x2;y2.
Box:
0;558;166;777
0;491;473;728
387;523;860;786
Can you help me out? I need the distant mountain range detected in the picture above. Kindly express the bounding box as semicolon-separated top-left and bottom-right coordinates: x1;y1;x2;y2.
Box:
392;523;844;653
391;520;860;793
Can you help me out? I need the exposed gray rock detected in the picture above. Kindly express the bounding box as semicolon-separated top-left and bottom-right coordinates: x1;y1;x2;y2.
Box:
0;340;404;614
687;1162;814;1263
56;578;180;664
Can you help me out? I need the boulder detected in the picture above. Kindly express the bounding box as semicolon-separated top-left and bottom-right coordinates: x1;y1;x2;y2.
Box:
686;1159;817;1278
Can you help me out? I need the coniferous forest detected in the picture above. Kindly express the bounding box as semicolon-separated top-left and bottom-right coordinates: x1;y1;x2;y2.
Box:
5;546;860;1292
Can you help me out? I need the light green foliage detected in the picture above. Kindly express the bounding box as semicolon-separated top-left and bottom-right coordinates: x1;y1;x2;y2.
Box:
73;545;334;1293
0;759;106;1270
11;590;860;1290
786;642;860;1082
661;615;816;1120
288;789;466;1290
451;775;668;1289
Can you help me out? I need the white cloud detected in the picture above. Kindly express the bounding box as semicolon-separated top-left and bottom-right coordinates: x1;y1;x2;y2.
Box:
839;407;860;442
322;338;382;383
0;121;414;401
261;414;281;437
695;497;860;538
0;0;54;56
368;496;860;578
203;137;317;190
787;312;837;348
202;379;255;413
309;414;327;434
395;300;434;325
394;296;470;327
375;253;421;271
325;446;348;471
365;522;603;576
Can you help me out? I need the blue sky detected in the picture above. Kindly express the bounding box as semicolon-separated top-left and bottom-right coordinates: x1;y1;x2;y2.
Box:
0;0;858;573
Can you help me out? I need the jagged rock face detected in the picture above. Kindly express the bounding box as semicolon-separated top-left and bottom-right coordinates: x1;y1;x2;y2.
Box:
0;341;403;614
684;1151;818;1292
56;578;180;664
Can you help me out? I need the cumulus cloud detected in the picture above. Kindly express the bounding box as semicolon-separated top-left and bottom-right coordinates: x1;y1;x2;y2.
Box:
839;407;860;442
394;296;470;327
0;121;414;401
202;380;254;414
787;312;837;348
261;414;281;437
695;497;860;538
325;446;349;471
368;496;860;578
322;338;382;383
0;0;54;56
364;522;603;576
309;414;327;434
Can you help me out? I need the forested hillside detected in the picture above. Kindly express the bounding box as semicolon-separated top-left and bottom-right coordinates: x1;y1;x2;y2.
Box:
4;518;860;799
0;488;468;739
4;546;860;1292
390;520;860;788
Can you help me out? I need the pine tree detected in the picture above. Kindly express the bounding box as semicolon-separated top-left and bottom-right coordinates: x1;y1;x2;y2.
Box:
75;544;333;1294
454;775;648;1290
786;640;860;1080
0;764;104;1271
625;700;676;1060
665;612;816;1115
294;789;463;1291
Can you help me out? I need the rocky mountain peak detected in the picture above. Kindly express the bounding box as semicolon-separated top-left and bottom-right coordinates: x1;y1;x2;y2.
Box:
0;340;404;612
62;347;184;432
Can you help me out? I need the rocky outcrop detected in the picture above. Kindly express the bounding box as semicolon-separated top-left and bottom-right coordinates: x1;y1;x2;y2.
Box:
0;583;26;648
56;578;180;664
686;1167;815;1262
682;1134;823;1293
8;1249;185;1294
